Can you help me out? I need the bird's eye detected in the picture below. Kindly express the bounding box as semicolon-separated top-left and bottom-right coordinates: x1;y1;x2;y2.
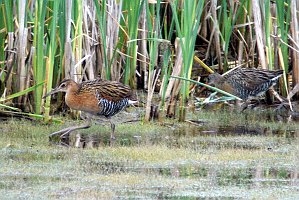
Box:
60;83;66;88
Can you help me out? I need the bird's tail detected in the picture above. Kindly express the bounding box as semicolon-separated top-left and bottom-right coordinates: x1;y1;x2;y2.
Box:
129;90;139;105
271;70;284;81
128;100;139;105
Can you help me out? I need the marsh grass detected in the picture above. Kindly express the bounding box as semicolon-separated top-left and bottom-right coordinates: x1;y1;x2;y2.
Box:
1;109;299;199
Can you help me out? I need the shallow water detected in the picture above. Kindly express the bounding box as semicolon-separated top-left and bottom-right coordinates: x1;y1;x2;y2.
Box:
0;111;299;199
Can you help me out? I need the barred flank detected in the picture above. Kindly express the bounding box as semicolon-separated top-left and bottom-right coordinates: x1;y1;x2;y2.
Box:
96;91;129;117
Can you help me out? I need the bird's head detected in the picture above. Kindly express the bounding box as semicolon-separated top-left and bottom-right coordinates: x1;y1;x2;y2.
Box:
207;73;224;87
43;79;77;99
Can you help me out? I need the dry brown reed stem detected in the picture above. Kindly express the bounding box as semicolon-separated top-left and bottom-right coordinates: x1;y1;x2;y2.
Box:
236;29;249;67
82;1;95;81
205;27;215;61
246;14;255;67
144;68;161;121
17;0;27;105
210;0;222;71
64;0;73;80
278;47;293;111
290;0;299;91
106;0;123;81
24;47;35;110
144;41;161;121
201;4;208;39
165;38;183;99
164;38;183;117
5;33;14;95
139;3;148;90
252;0;267;69
238;41;244;65
237;1;248;68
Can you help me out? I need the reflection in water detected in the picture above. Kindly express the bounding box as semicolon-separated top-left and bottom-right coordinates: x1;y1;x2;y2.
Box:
51;124;298;148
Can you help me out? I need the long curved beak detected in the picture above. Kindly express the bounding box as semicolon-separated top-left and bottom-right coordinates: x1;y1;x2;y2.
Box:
42;87;60;99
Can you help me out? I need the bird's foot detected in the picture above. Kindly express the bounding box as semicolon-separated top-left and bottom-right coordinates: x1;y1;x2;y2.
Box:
109;134;116;147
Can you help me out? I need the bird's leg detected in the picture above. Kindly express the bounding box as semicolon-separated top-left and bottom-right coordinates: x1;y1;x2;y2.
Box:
49;115;92;139
241;99;262;111
49;122;92;139
109;120;116;146
49;123;92;146
94;118;116;146
241;100;249;112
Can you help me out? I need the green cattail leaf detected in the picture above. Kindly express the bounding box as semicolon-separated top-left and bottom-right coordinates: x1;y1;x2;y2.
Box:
0;81;44;102
171;75;242;101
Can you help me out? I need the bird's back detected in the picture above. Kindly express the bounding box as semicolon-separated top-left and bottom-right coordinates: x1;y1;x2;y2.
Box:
224;68;283;99
79;79;133;101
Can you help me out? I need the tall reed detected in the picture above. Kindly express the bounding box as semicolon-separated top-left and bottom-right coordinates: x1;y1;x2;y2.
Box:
0;0;297;120
170;0;204;121
144;0;161;121
44;0;61;120
123;0;143;87
32;0;47;114
290;0;299;96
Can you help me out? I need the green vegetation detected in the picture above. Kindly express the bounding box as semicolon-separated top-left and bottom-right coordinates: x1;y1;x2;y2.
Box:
1;110;298;198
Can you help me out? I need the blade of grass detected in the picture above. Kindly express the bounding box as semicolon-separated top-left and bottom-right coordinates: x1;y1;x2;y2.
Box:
264;0;273;70
0;110;63;123
0;103;21;111
123;0;144;86
0;81;44;102
44;0;61;120
171;75;242;101
4;0;13;32
94;0;110;79
32;0;48;114
276;0;291;96
144;0;161;122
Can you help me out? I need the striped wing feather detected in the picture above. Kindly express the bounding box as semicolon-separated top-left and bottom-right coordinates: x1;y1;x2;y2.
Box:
79;79;132;102
225;68;283;91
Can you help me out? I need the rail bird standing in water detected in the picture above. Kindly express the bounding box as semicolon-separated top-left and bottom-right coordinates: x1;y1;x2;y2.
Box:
208;67;283;101
44;79;137;144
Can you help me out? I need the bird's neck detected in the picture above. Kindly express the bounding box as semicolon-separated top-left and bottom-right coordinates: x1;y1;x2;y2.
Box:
213;76;225;87
65;83;80;109
66;83;79;96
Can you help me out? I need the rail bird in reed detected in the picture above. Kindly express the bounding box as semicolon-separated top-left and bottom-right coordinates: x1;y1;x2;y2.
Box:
208;68;284;101
43;79;137;143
